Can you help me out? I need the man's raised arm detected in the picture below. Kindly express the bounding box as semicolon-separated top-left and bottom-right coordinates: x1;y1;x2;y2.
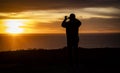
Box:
61;16;68;28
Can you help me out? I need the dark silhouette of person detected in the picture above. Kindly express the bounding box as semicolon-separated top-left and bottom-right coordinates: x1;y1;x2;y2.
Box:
61;13;81;73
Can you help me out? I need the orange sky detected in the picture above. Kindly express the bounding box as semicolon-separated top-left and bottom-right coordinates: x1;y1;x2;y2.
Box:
0;0;120;34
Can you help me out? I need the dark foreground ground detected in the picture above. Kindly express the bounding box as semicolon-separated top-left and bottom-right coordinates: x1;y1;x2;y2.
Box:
0;47;120;73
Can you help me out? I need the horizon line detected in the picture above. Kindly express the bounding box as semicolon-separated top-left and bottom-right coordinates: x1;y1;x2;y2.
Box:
0;32;120;35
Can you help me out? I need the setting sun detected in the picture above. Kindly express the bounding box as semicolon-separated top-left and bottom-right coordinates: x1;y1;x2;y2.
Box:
6;27;23;34
5;19;27;34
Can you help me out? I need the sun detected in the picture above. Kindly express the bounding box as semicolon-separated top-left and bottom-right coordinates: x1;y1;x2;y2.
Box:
5;19;25;34
6;27;23;34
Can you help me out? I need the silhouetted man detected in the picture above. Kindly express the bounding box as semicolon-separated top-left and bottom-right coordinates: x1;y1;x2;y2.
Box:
61;13;81;73
62;13;81;49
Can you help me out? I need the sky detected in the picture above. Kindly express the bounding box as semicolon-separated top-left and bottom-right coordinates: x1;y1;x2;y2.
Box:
0;0;120;34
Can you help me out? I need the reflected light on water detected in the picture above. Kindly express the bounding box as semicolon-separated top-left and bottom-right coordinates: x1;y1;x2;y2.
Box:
2;19;31;51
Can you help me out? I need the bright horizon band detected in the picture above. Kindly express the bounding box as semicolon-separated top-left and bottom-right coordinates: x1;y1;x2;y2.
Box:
0;7;120;34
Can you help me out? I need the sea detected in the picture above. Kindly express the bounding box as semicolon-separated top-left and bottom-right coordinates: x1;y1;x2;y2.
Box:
0;33;120;51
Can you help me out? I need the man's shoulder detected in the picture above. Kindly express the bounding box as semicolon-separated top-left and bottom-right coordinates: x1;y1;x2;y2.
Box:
74;18;79;21
75;19;81;23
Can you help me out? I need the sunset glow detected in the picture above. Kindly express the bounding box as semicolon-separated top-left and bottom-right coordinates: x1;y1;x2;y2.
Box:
0;7;119;34
0;0;120;51
5;19;27;34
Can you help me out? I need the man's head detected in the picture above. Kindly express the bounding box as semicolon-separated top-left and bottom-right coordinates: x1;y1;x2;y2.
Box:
69;13;76;20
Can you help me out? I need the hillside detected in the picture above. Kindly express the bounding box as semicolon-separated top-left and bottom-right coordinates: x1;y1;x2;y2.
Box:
0;47;120;73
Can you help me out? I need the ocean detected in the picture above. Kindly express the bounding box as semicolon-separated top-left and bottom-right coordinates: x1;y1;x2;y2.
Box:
0;33;120;51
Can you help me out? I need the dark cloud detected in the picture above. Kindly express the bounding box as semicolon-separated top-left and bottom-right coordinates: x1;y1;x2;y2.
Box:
81;17;120;31
0;0;120;12
0;16;8;19
98;13;120;18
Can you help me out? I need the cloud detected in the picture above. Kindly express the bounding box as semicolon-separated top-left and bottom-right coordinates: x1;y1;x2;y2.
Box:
0;0;120;12
22;17;120;33
0;7;120;20
82;7;120;18
0;16;8;19
81;17;120;32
